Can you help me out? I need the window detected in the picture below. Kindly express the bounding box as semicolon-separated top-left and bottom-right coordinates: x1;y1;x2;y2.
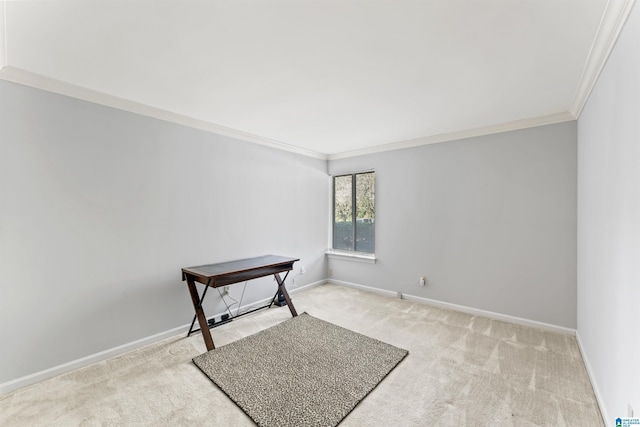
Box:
332;171;375;253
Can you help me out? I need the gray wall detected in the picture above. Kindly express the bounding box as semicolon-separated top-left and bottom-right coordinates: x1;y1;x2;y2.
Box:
0;68;583;386
329;122;577;328
577;2;640;422
0;80;328;385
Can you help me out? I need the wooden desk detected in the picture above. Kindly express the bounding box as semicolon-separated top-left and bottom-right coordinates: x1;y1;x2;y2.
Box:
182;255;299;351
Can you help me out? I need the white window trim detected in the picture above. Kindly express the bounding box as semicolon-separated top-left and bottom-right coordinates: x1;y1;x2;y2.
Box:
325;249;376;264
329;170;376;258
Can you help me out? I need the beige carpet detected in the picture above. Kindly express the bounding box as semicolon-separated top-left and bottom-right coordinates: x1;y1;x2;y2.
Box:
0;283;603;426
194;313;408;426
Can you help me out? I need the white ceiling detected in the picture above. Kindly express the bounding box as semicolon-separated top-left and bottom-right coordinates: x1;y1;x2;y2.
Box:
0;0;634;159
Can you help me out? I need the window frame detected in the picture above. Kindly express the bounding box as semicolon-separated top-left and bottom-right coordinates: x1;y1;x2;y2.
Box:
331;170;375;255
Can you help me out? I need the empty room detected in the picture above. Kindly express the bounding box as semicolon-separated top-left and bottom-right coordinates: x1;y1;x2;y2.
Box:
1;0;638;426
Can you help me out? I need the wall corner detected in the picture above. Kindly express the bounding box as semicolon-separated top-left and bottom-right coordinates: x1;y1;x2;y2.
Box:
0;1;7;70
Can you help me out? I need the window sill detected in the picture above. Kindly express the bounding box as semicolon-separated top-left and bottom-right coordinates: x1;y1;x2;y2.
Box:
325;249;376;264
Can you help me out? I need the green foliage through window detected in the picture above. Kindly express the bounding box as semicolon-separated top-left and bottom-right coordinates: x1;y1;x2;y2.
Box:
332;172;375;253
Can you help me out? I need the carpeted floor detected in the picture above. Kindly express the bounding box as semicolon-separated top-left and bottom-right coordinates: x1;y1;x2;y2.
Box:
0;283;603;426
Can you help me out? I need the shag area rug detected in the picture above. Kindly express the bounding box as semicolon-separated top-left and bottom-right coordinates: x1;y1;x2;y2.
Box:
193;312;408;427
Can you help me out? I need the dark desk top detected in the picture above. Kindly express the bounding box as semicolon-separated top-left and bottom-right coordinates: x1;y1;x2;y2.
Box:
182;255;299;287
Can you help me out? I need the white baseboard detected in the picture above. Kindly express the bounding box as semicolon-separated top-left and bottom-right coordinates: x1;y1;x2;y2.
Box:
0;279;324;395
576;331;609;425
326;278;399;298
290;279;325;295
327;279;576;336
0;324;188;395
401;293;576;335
229;279;324;315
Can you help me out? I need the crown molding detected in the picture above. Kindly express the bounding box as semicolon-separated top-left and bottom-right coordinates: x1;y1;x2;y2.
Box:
327;111;576;160
1;1;634;163
0;65;578;163
0;66;328;160
570;0;636;118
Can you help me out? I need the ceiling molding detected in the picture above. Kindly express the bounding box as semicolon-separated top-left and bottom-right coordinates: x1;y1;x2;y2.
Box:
1;1;618;160
0;66;328;161
0;63;577;162
570;0;636;118
328;111;576;160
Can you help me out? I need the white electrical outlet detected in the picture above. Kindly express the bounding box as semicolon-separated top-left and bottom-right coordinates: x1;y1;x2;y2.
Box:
222;286;229;295
300;266;306;275
419;276;426;286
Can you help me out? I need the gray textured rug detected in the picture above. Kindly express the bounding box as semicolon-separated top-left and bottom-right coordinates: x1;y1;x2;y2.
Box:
193;312;408;427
